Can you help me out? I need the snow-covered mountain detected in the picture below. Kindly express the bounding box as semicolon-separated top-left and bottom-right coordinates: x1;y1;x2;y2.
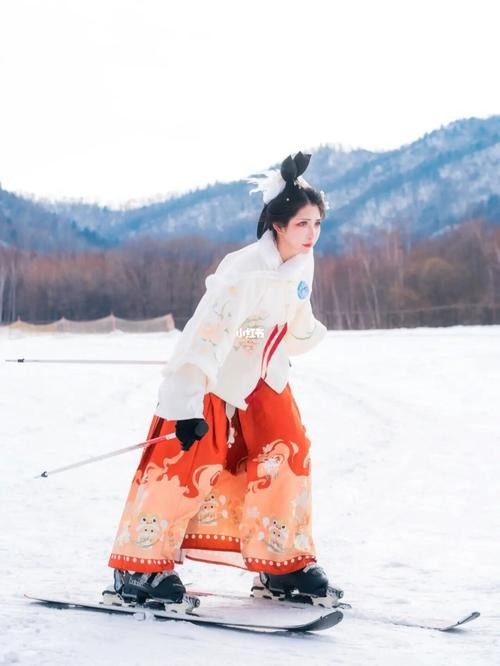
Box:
0;187;108;253
2;115;500;253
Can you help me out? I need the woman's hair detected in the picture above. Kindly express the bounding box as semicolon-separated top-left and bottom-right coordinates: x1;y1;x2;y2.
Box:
256;152;326;239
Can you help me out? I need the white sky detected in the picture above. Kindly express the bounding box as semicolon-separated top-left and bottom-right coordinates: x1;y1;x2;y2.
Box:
0;0;499;207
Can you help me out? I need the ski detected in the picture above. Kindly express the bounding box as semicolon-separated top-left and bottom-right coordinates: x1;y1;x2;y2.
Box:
379;611;481;632
24;594;343;633
185;589;479;632
25;591;479;633
187;586;352;609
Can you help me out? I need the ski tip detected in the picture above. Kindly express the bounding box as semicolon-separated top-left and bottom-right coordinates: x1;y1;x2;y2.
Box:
296;609;343;632
440;611;481;632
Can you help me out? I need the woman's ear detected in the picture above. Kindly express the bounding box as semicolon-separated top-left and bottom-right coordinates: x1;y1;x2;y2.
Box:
272;222;282;235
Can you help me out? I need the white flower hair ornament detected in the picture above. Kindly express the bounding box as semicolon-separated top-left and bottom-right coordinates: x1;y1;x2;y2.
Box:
246;168;287;204
319;190;331;211
246;151;313;205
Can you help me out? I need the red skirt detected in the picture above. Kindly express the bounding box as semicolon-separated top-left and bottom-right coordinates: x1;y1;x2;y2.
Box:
108;380;316;575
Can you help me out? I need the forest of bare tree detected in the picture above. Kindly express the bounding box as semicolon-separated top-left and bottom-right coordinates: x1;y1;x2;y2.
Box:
1;220;499;329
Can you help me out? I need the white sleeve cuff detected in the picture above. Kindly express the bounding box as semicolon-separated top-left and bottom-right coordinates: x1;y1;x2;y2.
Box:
285;299;327;355
154;363;207;421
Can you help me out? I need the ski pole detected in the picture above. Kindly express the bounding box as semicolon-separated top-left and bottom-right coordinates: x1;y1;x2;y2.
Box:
6;358;166;365
34;421;209;479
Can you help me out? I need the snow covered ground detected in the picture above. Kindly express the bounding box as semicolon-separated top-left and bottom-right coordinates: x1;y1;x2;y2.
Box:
1;326;498;665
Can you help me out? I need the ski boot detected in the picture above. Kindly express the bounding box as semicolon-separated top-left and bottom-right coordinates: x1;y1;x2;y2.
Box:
102;568;200;613
251;563;344;608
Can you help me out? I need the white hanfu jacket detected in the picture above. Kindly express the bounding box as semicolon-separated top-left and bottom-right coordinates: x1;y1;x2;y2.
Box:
155;229;327;421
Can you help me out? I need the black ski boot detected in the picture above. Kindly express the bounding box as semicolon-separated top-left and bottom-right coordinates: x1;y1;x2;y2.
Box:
102;569;199;612
251;563;344;608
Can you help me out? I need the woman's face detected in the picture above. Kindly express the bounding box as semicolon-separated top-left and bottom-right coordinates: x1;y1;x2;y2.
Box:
272;204;322;261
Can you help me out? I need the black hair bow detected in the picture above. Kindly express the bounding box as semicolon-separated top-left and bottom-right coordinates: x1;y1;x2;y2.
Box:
280;151;312;184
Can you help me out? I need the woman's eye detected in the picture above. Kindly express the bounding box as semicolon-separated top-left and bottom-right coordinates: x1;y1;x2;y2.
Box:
315;221;321;226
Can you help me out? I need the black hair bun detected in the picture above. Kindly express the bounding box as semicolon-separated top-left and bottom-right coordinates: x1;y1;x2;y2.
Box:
280;151;312;184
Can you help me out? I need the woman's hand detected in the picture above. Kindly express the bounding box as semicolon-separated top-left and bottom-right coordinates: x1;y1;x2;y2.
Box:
175;418;209;451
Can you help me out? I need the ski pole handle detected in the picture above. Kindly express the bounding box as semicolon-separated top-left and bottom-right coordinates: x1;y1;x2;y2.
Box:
35;432;177;479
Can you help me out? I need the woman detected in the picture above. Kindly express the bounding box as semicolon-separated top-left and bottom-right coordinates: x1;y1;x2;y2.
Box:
106;151;343;610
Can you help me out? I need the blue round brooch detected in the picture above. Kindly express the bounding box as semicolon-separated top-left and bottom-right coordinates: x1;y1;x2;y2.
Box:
297;280;310;299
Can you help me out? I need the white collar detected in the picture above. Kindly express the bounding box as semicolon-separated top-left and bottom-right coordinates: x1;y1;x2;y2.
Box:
257;229;314;281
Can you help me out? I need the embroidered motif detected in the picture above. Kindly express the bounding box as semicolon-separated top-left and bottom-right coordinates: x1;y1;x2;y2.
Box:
134;512;168;548
195;287;263;359
194;490;237;526
197;299;233;354
258;516;289;553
116;521;132;546
257;444;285;480
292;488;312;550
294;531;310;550
297;280;310;299
289;324;316;340
198;492;227;525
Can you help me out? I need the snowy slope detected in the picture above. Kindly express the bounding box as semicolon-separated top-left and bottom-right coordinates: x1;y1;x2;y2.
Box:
1;327;498;665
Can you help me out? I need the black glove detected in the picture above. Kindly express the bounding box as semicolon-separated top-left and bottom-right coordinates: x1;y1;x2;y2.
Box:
175;418;209;451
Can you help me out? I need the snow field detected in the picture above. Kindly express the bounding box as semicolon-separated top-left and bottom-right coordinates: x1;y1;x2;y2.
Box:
1;326;498;665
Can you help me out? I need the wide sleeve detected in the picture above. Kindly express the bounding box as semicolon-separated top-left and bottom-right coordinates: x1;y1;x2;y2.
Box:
155;363;208;420
284;297;327;356
155;271;259;421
